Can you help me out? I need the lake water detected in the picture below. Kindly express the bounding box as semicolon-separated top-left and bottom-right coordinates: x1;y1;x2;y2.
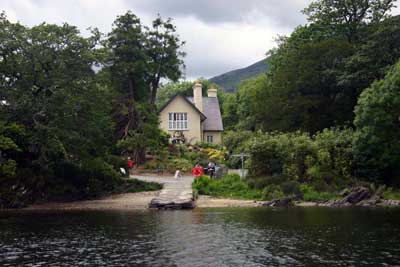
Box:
1;207;400;266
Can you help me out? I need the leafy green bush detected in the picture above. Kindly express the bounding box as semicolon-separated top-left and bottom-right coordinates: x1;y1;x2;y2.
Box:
247;132;288;177
166;158;193;173
184;150;209;166
143;161;165;173
262;185;285;200
53;158;121;198
308;128;353;185
223;130;254;153
247;129;354;187
105;155;128;174
195;141;223;150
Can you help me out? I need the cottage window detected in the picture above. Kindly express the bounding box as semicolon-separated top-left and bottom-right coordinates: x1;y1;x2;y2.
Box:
207;135;213;143
168;112;188;130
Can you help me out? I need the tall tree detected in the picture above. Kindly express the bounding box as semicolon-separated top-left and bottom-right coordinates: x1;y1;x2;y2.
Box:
145;16;185;106
106;12;147;139
353;60;400;184
303;0;395;42
105;11;184;162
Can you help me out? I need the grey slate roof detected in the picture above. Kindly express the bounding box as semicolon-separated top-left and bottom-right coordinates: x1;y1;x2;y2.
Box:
187;97;224;131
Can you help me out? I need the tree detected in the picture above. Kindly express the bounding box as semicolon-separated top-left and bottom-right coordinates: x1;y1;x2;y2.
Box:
221;93;238;130
145;16;185;106
303;0;395;42
339;15;400;95
236;74;269;131
267;38;354;132
105;11;185;162
0;13;116;206
106;12;148;139
0;12;111;168
353;60;400;184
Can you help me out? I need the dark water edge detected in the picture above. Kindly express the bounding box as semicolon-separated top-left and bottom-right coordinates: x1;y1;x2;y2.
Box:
1;207;400;267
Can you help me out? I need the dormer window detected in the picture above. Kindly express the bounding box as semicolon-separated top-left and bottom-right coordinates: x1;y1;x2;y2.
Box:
168;112;188;130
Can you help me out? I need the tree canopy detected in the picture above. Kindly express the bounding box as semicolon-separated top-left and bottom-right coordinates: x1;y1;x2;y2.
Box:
353;60;400;184
0;11;184;207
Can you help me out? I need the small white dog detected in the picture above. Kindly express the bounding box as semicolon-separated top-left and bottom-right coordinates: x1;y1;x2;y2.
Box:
174;170;182;179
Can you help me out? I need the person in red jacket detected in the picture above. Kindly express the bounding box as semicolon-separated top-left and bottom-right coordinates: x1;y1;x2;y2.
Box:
128;157;134;175
192;163;204;178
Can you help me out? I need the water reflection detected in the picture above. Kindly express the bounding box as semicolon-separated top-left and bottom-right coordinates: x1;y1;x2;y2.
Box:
0;207;399;266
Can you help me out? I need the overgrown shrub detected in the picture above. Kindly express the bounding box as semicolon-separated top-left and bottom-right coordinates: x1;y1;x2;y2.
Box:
195;141;223;150
308;128;353;185
105;155;128;174
53;158;121;198
202;148;226;163
166;158;193;173
262;185;285;200
223;130;254;153
247;129;353;187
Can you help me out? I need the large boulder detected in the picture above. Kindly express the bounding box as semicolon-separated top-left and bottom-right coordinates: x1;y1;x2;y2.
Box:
319;187;372;207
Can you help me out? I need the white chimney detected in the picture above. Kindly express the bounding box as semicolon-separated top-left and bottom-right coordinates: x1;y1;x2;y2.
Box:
207;87;217;98
193;81;203;112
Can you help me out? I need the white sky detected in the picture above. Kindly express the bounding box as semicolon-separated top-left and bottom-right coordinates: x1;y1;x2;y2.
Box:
2;0;400;80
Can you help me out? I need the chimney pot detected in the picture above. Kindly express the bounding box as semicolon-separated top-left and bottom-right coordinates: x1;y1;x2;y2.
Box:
193;81;203;112
207;88;218;98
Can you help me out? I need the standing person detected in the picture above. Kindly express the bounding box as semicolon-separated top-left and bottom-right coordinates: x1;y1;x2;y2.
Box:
128;157;134;175
192;163;204;178
208;161;215;178
174;169;182;179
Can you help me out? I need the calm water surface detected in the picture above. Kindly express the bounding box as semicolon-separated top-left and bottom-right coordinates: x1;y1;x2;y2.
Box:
0;207;400;266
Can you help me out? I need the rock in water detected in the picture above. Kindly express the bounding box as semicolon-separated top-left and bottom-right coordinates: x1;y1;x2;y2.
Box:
263;198;292;207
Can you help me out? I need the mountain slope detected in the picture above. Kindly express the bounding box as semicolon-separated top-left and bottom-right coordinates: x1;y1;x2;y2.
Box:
209;58;269;92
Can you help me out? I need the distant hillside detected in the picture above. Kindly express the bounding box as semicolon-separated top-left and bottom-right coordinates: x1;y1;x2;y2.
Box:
209;58;269;92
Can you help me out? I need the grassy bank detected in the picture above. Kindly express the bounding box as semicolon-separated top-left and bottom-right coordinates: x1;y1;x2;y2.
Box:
193;174;340;201
193;174;264;200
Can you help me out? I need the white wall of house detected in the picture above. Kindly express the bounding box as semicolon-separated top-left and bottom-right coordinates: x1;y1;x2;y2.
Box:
159;95;202;144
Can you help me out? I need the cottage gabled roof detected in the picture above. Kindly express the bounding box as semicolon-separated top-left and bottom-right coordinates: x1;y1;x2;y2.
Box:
159;94;207;121
187;97;224;131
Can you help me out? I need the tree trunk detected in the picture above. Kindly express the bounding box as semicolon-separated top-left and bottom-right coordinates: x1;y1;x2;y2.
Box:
124;76;136;138
149;74;160;107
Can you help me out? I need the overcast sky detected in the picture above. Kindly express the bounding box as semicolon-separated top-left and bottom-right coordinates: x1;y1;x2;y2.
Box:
2;0;400;80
